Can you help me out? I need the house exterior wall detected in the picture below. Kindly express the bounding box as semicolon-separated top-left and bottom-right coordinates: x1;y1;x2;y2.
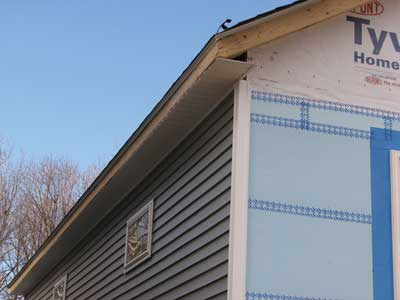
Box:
245;1;400;299
25;96;233;300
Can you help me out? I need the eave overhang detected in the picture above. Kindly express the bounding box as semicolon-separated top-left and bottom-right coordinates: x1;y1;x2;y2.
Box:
8;0;372;295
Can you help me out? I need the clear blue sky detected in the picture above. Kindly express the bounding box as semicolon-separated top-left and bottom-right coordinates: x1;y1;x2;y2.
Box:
0;0;292;169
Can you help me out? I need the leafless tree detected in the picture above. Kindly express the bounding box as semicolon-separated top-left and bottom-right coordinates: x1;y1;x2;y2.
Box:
0;142;100;300
0;140;22;300
16;158;84;255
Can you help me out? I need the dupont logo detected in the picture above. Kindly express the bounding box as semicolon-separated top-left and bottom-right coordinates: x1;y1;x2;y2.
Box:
365;76;383;85
352;1;384;16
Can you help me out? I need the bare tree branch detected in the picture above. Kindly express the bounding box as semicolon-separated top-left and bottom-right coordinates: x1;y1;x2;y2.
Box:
0;141;100;300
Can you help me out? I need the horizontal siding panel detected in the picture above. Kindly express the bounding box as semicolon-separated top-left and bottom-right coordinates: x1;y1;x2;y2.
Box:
26;96;233;300
104;247;228;300
76;208;230;300
204;292;228;300
139;263;228;300
66;152;232;296
176;277;228;300
153;175;231;238
154;133;232;213
153;163;231;245
69;202;230;299
67;151;231;292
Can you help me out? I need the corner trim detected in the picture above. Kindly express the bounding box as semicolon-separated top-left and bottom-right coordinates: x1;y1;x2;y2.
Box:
228;80;250;300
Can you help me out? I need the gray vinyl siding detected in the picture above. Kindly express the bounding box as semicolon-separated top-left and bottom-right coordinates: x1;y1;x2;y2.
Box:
25;95;233;300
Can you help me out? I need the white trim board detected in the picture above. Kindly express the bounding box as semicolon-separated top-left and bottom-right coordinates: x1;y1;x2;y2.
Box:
228;80;251;300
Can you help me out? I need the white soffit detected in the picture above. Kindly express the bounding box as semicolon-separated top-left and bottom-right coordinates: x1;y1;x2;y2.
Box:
12;58;253;295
